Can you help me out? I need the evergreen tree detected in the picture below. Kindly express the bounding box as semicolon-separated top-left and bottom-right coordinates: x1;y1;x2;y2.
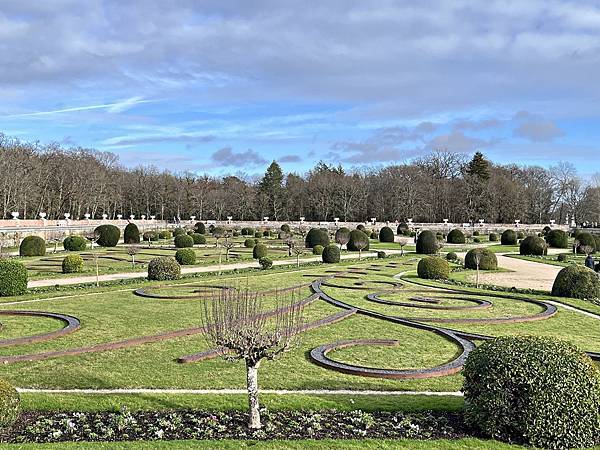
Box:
466;151;490;181
465;152;491;221
258;161;284;220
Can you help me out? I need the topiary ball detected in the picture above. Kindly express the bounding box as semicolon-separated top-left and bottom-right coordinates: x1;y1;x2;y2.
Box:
63;235;87;252
463;336;600;449
417;256;450;280
557;253;568;262
62;254;84;273
123;223;140;244
254;231;262;239
377;251;386;259
19;236;46;257
94;224;120;247
244;238;256;248
175;248;196;265
192;233;206;245
280;224;291;233
520;235;547;256
488;232;498;242
370;230;378;239
356;224;366;232
312;245;324;256
253;243;268;259
379;226;394;243
397;223;410;236
174;234;194;248
500;229;517;245
148;257;181;281
0;378;20;429
258;257;273;270
0;260;27;296
416;230;438;255
347;230;370;252
305;228;330;248
552;265;600;300
446;252;458;261
322;244;340;263
446;229;465;244
473;230;480;237
464;248;498;270
576;232;597;254
194;222;206;235
172;228;186;237
545;229;569;248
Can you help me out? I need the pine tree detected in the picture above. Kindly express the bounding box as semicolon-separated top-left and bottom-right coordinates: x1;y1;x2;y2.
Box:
258;161;284;220
465;152;491;221
466;151;490;181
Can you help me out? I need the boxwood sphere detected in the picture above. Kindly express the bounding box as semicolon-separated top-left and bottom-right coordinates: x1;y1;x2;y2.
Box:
241;227;255;236
446;251;458;261
519;235;547;256
253;243;268;259
464;248;498;270
463;336;600;449
174;234;194;248
62;254;84;273
19;235;46;256
191;233;206;245
0;379;20;428
258;257;273;270
488;232;498;242
576;232;597;253
175;248;196;265
194;222;206;235
123;223;140;244
500;229;517;245
552;265;600;300
305;228;330;248
94;224;120;247
545;229;568;248
312;244;324;255
446;229;465;244
244;238;256;248
322;244;340;263
377;251;386;259
147;257;181;281
347;230;370;251
417;256;450;280
416;230;438;254
63;235;87;251
379;226;395;243
0;260;27;296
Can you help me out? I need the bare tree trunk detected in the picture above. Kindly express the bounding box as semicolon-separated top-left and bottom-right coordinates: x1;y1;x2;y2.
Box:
246;360;261;429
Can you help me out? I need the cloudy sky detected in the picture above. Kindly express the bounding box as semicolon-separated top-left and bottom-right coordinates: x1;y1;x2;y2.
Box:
1;0;600;175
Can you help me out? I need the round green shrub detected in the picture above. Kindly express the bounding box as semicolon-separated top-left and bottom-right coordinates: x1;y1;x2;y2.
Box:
322;244;340;263
379;226;394;243
94;224;120;247
463;336;600;449
187;230;195;236
377;251;386;259
158;230;172;240
0;260;27;296
576;232;597;253
123;223;140;244
63;235;87;251
543;225;552;235
172;228;186;237
546;229;569;248
312;245;324;255
19;236;46;256
232;231;240;237
280;224;291;233
305;228;330;248
194;222;206;235
347;230;370;251
244;238;256;248
500;229;517;245
175;248;196;265
369;230;377;239
557;253;568;262
253;243;268;259
62;254;84;274
254;231;262;239
552;265;600;300
174;234;194;248
241;227;255;236
520;235;547;256
0;379;20;428
397;223;410;235
517;231;525;239
258;257;273;270
147;257;181;281
262;230;271;237
473;237;481;243
356;224;366;232
416;230;438;254
417;256;450;280
192;233;206;245
143;231;158;242
473;230;480;236
464;248;498;270
488;232;498;242
446;252;458;261
447;229;465;244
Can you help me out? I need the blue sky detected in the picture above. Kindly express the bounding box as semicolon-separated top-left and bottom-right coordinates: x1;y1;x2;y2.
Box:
1;0;600;177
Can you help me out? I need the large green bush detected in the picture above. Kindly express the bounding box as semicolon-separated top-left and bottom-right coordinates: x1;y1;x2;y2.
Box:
175;248;196;265
147;257;181;281
0;379;20;428
416;230;438;254
63;235;87;251
347;230;370;251
174;234;194;248
322;244;341;263
378;226;394;243
520;235;547;256
253;243;268;259
463;336;600;449
94;224;120;247
123;223;140;244
552;265;600;300
19;236;46;256
545;229;568;248
576;232;597;253
194;222;206;235
464;248;498;270
500;229;517;245
0;260;27;296
447;229;465;244
305;228;330;248
417;256;449;280
192;233;206;245
62;254;84;273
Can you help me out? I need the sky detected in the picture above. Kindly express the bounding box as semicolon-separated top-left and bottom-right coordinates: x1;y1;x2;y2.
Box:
1;0;600;177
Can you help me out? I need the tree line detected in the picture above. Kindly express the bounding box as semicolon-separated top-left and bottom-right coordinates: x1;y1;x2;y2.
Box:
1;133;599;224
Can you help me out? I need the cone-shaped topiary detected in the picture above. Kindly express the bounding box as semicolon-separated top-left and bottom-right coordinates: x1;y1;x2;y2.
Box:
19;236;46;256
464;248;498;270
347;230;370;251
305;228;330;248
253;243;268;259
379;226;394;243
174;234;194;248
123;223;140;244
416;230;438;254
500;229;517;245
545;229;569;248
322;244;341;263
520;235;547;256
63;235;87;251
0;260;27;296
552;265;600;300
446;229;465;244
94;224;120;247
417;256;449;279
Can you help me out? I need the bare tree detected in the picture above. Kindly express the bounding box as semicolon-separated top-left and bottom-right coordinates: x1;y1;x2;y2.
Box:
127;245;140;268
398;237;409;256
352;233;369;260
282;234;295;256
222;234;235;261
334;228;350;250
201;288;304;429
292;242;305;267
473;250;483;289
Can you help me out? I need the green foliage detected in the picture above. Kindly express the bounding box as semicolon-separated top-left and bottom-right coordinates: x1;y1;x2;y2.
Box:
174;234;194;248
446;252;458;261
576;232;597;253
62;254;84;274
208;224;215;233
488;232;498;242
545;229;569;248
0;379;19;428
258;161;284;218
252;243;268;259
194;222;206;235
147;257;181;281
417;256;450;280
472;230;480;237
158;230;172;240
143;231;158;242
347;230;370;251
516;231;525;240
263;230;271;237
63;235;87;251
370;230;378;239
464;248;497;270
19;235;46;256
241;227;255;236
94;224;120;247
463;336;600;449
305;228;330;248
377;251;386;259
258;257;273;270
379;226;394;243
446;229;465;244
192;233;206;245
557;253;568;262
519;235;547;256
0;260;27;296
123;223;140;244
172;228;186;237
312;245;324;255
175;248;197;265
356;224;366;232
416;230;438;254
187;231;194;236
322;244;341;263
280;224;291;233
244;238;256;248
543;225;552;236
552;265;600;300
397;222;410;235
465;151;490;181
500;229;517;245
254;232;262;239
473;237;481;243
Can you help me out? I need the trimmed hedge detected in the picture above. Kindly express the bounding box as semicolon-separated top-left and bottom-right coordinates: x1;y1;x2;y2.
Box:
463;336;600;449
356;224;366;232
545;229;568;248
417;256;450;280
258;257;273;270
62;254;84;273
63;235;87;251
557;253;568;262
379;226;394;243
175;248;196;265
241;227;255;236
253;243;268;259
254;232;262;239
347;230;370;252
500;229;517;245
158;230;172;240
370;230;378;239
416;230;438;254
305;228;330;248
322;245;341;263
94;225;120;247
552;265;600;300
488;232;498;242
312;245;324;256
262;230;271;238
174;234;194;248
576;232;597;253
192;233;206;245
19;236;46;257
519;235;547;256
147;257;181;281
123;223;140;244
244;239;256;248
464;248;497;270
173;228;186;237
0;379;19;429
0;260;27;296
447;229;465;244
194;222;206;235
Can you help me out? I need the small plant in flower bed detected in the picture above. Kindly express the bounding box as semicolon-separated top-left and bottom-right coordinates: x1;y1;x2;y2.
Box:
10;408;465;443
